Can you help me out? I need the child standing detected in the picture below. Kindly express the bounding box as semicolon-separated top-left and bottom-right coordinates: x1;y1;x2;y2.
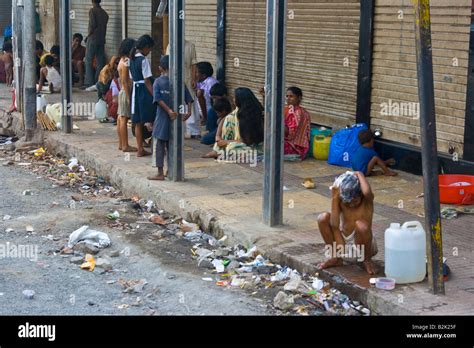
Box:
196;61;218;133
2;41;13;87
129;35;155;157
147;55;193;181
352;130;397;176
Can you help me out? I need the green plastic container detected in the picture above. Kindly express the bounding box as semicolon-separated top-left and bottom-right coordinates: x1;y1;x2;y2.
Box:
308;127;332;158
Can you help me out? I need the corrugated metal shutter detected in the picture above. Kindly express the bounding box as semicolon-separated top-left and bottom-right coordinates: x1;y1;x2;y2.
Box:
371;0;471;156
225;0;360;127
71;0;122;60
0;0;12;37
185;0;217;68
127;0;152;39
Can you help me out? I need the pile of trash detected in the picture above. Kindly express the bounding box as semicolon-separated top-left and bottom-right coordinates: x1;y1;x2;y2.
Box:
180;221;370;316
3;147;120;198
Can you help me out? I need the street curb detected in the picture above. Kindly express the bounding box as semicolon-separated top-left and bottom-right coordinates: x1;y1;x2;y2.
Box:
43;132;414;315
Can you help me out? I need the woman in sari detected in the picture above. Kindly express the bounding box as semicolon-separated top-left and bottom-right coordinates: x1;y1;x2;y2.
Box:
284;87;311;160
203;87;264;160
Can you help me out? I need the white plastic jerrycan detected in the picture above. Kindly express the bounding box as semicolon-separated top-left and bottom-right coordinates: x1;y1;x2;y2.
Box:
384;221;426;284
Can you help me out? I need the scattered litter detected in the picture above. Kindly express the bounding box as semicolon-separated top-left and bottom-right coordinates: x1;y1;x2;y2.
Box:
311;277;325;290
22;190;32;196
273;291;294;311
5;228;14;233
230;276;246;287
302;178;315;189
117;304;130;310
118;279;148;293
107;211;120;220
3;215;11;221
68;158;79;171
68;225;111;249
202;277;213;282
150;215;166;225
181;220;200;232
22;290;35;300
25;225;34;233
283;273;302;292
212;259;225;273
80;254;96;272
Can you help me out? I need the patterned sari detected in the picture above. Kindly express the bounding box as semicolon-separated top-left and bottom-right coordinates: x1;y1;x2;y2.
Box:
284;105;311;160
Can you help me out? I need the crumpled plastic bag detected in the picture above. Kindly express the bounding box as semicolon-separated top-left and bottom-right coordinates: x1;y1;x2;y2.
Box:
68;225;111;249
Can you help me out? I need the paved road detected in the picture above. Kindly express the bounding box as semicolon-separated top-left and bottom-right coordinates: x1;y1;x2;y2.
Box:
0;159;274;315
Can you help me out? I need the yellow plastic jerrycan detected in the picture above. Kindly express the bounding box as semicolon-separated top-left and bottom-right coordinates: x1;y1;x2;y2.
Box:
313;135;331;160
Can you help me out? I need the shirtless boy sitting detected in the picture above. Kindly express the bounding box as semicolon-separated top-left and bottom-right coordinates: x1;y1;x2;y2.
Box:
317;171;378;274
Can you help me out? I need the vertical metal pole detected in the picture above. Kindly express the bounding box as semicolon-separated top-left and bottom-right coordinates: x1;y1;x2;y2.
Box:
168;0;185;181
13;0;23;113
263;0;287;226
23;0;37;141
60;0;73;134
355;0;375;126
216;0;226;84
413;0;445;295
122;0;128;40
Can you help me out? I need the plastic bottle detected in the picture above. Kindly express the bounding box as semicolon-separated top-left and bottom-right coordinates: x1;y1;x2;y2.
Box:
384;221;426;284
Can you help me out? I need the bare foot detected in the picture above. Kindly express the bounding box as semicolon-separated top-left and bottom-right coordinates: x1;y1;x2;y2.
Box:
118;146;122;151
317;258;343;270
386;158;396;166
122;146;137;153
363;259;376;275
148;175;165;181
137;150;152;157
384;171;398;177
201;151;219;159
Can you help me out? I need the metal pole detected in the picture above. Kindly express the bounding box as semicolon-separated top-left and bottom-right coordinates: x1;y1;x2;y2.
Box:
23;0;37;141
13;0;23;113
60;0;73;133
413;0;445;295
122;0;128;40
263;0;287;226
168;0;185;181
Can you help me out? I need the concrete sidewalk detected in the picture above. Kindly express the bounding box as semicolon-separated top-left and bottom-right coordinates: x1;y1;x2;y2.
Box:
1;86;473;315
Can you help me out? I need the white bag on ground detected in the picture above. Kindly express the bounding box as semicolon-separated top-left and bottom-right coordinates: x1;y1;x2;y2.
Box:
95;99;108;120
68;225;111;248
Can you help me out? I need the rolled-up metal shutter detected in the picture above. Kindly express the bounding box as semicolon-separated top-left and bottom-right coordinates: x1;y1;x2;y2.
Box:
370;0;471;156
71;0;123;60
225;0;360;127
185;0;217;68
0;0;12;38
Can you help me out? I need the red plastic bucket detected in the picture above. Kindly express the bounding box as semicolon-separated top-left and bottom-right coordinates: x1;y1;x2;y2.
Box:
439;175;474;205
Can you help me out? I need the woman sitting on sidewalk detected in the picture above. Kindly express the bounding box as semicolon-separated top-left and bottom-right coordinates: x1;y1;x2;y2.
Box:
203;87;264;160
284;87;311;160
